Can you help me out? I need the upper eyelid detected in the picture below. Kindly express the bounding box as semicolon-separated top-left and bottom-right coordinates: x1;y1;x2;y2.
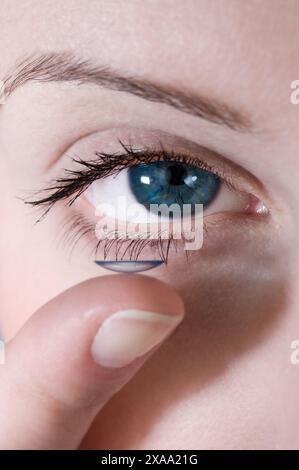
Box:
24;137;270;217
24;141;225;214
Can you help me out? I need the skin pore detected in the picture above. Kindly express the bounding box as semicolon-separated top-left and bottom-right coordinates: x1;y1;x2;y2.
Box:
1;0;299;449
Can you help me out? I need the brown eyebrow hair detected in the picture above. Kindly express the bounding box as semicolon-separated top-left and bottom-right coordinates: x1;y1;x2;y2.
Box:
1;52;251;131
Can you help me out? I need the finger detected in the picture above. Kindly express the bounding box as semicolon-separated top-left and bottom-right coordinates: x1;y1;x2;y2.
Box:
0;274;184;449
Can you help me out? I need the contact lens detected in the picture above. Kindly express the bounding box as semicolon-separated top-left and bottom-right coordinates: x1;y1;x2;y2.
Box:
94;260;164;273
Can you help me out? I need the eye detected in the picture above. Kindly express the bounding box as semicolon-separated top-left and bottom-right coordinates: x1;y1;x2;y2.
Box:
85;159;251;224
26;137;269;262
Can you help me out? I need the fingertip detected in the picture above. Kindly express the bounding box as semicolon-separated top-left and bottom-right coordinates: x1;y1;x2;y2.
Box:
85;274;185;319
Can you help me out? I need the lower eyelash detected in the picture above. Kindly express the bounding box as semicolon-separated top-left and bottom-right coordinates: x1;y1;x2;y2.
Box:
57;213;96;260
58;212;187;263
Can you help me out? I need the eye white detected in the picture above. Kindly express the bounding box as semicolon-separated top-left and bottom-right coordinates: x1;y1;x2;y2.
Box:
85;170;162;223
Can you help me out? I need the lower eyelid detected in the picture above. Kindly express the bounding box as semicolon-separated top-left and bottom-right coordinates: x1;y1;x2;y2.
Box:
58;205;270;265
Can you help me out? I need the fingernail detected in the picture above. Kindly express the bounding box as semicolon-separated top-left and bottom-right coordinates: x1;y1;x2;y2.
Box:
91;309;183;368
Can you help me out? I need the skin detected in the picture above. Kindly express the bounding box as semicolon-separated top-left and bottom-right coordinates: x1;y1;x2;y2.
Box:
0;0;299;449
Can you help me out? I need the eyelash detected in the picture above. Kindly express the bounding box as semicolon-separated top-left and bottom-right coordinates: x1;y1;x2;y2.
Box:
27;139;230;215
25;139;237;262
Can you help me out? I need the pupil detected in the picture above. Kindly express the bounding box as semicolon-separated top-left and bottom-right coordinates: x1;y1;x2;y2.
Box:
167;164;186;186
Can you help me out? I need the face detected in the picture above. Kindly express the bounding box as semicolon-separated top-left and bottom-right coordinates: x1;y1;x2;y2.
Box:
1;0;299;449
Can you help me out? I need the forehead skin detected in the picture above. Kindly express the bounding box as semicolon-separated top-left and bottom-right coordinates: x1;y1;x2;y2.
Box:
0;0;298;121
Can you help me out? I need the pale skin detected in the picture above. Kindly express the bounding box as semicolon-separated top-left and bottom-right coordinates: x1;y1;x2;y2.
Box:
0;0;299;450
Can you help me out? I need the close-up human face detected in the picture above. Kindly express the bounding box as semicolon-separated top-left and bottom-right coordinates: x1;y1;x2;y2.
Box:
1;0;299;452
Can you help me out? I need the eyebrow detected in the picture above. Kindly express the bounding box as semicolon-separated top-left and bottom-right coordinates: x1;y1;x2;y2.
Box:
1;52;252;131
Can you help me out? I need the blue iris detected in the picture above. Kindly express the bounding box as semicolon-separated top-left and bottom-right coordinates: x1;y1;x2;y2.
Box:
128;161;220;216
